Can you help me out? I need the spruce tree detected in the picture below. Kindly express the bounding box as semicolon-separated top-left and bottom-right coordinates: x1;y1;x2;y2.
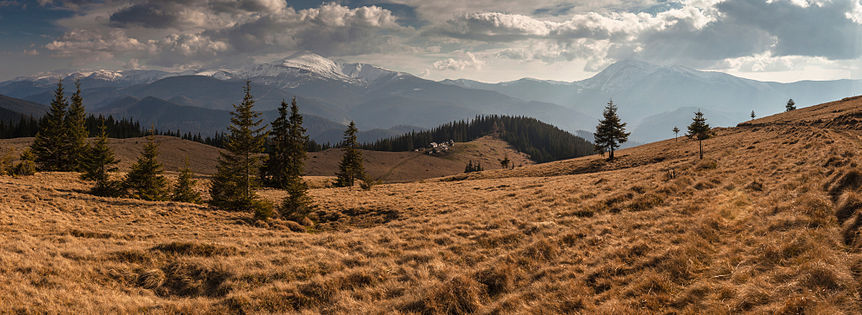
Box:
334;121;365;187
282;98;312;220
263;99;290;188
172;158;202;204
81;120;120;196
209;81;269;213
31;80;69;171
65;80;88;171
750;110;756;120
124;131;168;201
593;100;629;161
786;99;796;112
687;110;711;160
263;97;308;190
672;126;680;141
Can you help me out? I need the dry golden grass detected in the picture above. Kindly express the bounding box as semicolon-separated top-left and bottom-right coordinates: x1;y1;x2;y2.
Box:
1;96;862;313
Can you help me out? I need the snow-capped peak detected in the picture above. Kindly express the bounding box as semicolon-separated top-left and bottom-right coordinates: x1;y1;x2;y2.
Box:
341;62;402;83
278;52;344;78
579;59;660;91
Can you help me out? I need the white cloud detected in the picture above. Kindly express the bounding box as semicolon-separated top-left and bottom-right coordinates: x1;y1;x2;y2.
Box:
433;52;485;71
45;29;151;57
439;4;716;41
19;0;862;82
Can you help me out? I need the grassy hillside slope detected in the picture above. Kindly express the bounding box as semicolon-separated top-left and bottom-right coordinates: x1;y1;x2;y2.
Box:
1;96;861;313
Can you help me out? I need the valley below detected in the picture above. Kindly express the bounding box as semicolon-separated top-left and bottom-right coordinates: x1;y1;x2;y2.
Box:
2;96;862;313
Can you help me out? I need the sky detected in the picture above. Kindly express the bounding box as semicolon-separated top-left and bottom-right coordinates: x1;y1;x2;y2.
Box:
0;0;861;83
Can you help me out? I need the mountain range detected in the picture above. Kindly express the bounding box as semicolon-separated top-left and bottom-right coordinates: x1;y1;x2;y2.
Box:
444;60;861;141
1;53;859;144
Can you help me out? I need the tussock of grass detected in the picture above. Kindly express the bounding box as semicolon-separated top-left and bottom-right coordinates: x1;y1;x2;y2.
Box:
404;275;485;314
835;191;862;223
151;242;236;256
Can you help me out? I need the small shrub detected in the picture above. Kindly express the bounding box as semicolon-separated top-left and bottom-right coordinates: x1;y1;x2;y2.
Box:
252;199;275;221
0;152;12;175
695;158;718;170
171;163;202;204
91;179;125;197
284;220;305;232
359;177;379;190
280;180;313;222
12;149;36;176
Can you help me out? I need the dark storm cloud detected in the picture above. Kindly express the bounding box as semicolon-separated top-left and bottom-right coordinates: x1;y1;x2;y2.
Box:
717;0;862;59
634;15;775;62
109;2;181;28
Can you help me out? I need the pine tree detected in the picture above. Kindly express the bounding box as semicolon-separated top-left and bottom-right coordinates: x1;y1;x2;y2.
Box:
672;126;680;141
172;158;202;204
31;80;69;171
687;110;711;160
81;120;121;196
750;110;756;120
334;121;365;187
124;130;168;201
209;81;270;214
786;99;796;112
65;80;88;171
593;100;629;161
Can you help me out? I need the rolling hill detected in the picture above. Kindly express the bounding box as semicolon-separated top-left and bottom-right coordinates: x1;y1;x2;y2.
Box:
0;134;531;182
0;94;46;122
1;95;862;313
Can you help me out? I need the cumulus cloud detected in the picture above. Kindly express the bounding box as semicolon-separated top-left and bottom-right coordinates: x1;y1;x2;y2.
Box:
45;29;151;57
431;0;862;70
438;5;715;41
25;0;862;80
433;52;484;71
43;2;408;66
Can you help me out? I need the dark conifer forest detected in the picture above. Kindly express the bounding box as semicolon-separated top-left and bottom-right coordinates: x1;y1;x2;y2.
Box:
360;115;594;163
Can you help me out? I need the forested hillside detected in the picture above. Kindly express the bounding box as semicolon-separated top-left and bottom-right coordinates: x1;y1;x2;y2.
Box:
361;115;594;163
